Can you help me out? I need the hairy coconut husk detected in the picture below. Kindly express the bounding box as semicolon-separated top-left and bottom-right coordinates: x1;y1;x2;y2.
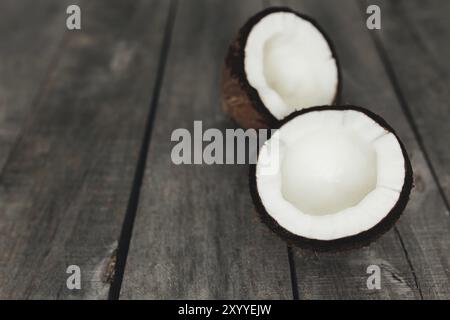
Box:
222;39;276;129
221;7;341;129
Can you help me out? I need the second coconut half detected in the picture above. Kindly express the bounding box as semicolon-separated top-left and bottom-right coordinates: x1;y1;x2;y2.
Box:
222;7;341;129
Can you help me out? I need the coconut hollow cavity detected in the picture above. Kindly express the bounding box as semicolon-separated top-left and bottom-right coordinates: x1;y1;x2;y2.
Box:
222;7;341;129
250;106;413;251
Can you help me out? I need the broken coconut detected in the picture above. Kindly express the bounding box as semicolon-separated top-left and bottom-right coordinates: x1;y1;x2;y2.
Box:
250;106;413;251
222;7;341;129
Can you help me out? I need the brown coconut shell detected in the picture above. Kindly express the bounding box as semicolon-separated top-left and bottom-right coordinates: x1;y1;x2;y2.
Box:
221;7;342;129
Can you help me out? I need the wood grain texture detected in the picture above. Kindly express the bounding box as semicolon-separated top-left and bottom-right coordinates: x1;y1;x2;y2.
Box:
369;0;450;205
120;0;293;299
0;0;69;172
1;0;448;300
364;0;450;299
0;0;170;299
269;0;450;299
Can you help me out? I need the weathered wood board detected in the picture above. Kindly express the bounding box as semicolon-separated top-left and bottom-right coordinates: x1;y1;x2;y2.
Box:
0;0;69;171
0;0;170;299
371;0;450;207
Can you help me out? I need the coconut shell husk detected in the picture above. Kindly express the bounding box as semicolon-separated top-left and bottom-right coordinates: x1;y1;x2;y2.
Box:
221;7;342;130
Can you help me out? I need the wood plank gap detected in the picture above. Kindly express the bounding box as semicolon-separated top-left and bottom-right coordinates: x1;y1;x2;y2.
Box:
357;1;450;215
107;0;178;300
287;246;299;300
393;227;424;299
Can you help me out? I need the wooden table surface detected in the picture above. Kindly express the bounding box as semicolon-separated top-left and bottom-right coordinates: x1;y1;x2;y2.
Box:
0;0;449;299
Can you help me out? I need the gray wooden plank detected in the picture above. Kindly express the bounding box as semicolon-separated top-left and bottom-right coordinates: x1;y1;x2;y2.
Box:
364;0;450;299
0;0;170;299
120;0;293;299
0;0;70;171
370;0;450;206
269;0;450;299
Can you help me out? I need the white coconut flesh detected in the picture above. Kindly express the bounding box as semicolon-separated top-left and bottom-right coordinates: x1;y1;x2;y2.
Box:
244;11;338;120
256;110;406;241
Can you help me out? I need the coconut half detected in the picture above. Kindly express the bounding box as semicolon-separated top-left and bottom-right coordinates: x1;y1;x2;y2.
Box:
222;7;341;129
250;106;413;251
